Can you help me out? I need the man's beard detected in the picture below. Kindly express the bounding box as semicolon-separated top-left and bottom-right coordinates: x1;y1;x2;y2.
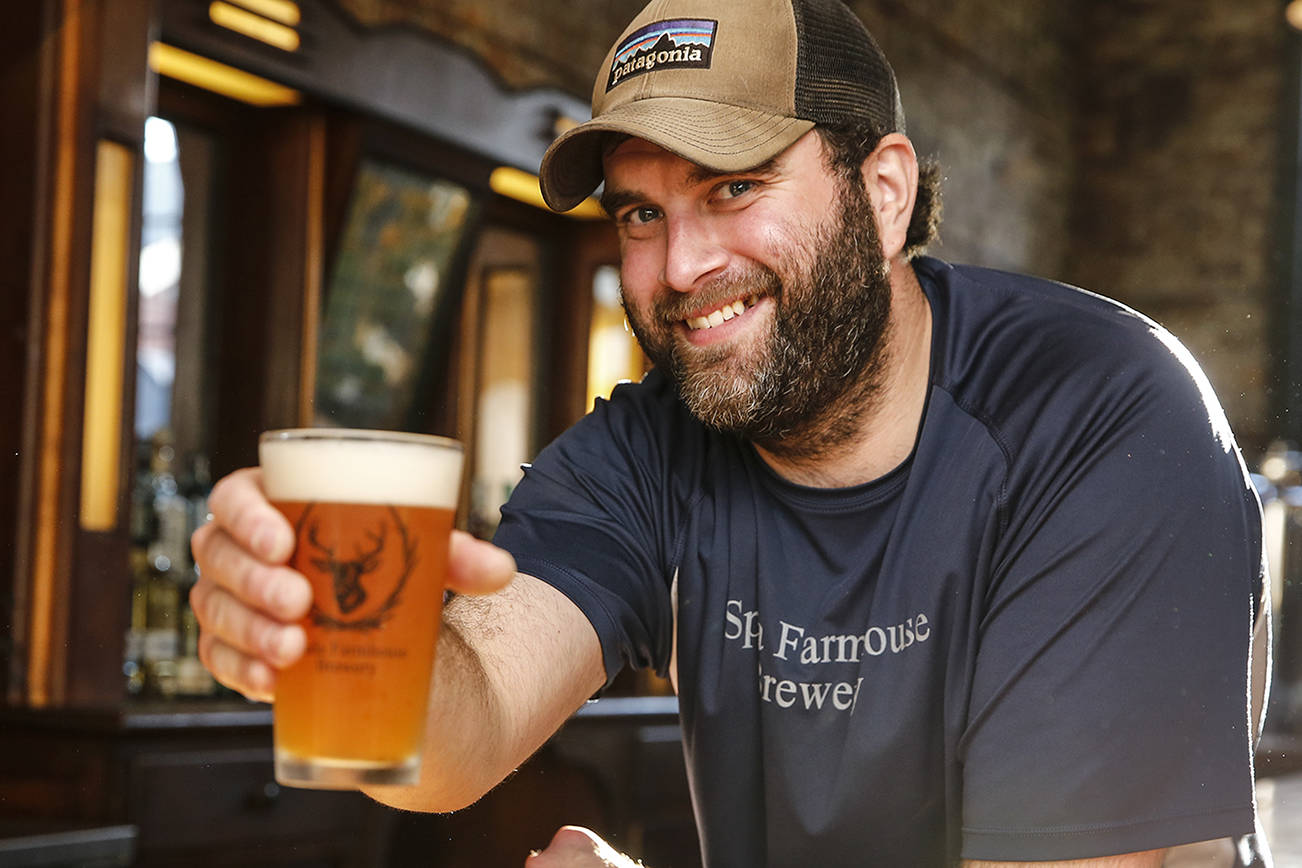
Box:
623;178;893;460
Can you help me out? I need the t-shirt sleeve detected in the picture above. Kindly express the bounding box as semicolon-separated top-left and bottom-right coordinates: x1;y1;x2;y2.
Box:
958;333;1264;861
492;377;683;689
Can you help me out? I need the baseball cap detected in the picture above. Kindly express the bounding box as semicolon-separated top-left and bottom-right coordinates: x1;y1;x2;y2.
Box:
539;0;906;212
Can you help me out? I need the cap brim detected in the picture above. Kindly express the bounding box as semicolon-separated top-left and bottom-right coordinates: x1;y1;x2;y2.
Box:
539;97;815;212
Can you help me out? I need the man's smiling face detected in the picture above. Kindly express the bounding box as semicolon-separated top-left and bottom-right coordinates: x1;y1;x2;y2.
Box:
601;131;894;452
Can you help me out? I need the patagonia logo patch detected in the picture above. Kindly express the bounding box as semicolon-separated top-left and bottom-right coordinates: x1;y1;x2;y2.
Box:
606;18;718;91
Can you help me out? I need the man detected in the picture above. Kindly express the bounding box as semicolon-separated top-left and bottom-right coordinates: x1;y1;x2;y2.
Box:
190;0;1271;865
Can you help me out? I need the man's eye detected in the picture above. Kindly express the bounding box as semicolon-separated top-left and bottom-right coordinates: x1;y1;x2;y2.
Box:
719;180;755;199
625;206;661;225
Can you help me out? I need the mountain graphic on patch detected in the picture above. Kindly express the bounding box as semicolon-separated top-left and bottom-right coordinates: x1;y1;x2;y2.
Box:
606;18;718;91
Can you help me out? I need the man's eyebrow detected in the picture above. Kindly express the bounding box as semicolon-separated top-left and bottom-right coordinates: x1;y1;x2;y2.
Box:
684;155;782;187
600;187;645;216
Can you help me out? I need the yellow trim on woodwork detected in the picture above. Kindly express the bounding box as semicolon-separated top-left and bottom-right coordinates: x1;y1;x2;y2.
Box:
489;166;606;220
149;42;301;107
223;0;301;27
209;1;300;52
29;0;84;707
80;140;133;532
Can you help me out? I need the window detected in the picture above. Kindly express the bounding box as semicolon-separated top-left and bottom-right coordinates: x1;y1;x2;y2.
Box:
314;160;473;430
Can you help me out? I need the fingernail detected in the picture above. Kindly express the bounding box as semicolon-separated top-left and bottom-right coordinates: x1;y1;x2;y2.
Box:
247;660;276;698
275;578;311;617
253;525;282;560
267;626;304;666
280;626;305;663
489;545;517;575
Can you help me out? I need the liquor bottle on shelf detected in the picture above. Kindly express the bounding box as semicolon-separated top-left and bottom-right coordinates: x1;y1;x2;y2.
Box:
125;433;224;700
129;440;156;551
141;545;181;699
174;566;216;698
150;430;191;572
123;547;149;697
183;452;212;541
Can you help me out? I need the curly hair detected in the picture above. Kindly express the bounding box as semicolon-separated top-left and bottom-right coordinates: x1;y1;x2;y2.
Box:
814;123;943;261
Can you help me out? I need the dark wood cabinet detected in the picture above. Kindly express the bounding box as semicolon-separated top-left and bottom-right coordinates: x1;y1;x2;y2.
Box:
0;697;699;868
0;703;380;867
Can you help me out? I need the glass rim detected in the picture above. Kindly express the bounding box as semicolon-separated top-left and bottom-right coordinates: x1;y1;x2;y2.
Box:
260;427;462;452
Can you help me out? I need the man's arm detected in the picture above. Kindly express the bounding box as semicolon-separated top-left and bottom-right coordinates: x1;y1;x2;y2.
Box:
365;572;605;811
191;467;606;813
961;851;1166;868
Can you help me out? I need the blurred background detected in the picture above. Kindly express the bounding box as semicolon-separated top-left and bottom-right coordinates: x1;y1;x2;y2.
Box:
2;0;1302;865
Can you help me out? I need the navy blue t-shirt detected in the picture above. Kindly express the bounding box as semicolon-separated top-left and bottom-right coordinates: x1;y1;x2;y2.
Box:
495;257;1263;866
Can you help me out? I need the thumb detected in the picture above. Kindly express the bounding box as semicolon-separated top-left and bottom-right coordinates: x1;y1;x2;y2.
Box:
526;826;641;867
446;530;516;595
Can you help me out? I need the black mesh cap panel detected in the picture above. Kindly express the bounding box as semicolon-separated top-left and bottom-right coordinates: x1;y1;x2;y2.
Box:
791;0;902;133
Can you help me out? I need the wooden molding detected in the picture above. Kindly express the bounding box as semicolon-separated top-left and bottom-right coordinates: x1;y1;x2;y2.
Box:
26;0;90;708
16;0;154;708
158;0;590;179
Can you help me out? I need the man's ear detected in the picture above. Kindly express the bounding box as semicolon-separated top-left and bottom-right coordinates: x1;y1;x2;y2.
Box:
860;133;918;262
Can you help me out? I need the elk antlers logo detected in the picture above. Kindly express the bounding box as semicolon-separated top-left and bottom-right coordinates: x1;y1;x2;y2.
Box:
309;520;385;614
294;504;418;631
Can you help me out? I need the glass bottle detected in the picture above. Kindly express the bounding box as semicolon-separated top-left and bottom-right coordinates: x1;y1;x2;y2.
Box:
123;547;149;697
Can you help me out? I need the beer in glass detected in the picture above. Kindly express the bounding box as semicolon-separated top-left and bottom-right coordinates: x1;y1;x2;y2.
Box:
259;428;463;789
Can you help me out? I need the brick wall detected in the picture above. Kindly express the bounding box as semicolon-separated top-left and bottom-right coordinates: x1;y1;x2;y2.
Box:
853;1;1081;276
1066;0;1288;455
334;0;1290;455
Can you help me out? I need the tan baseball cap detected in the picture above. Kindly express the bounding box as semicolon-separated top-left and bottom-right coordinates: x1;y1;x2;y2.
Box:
539;0;905;212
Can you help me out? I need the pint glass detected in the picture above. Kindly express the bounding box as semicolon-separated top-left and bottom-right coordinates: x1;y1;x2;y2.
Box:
259;428;463;789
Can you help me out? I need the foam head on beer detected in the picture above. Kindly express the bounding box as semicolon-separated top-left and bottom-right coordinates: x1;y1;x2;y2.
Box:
260;429;463;508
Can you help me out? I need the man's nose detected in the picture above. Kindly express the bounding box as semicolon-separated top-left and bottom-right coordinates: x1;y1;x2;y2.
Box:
660;216;727;293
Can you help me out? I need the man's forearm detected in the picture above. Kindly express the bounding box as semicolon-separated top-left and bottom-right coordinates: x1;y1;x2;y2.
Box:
365;574;606;812
364;615;510;811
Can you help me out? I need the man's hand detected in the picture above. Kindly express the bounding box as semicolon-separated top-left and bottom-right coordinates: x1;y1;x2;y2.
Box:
526;827;643;868
189;466;517;701
961;850;1166;868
